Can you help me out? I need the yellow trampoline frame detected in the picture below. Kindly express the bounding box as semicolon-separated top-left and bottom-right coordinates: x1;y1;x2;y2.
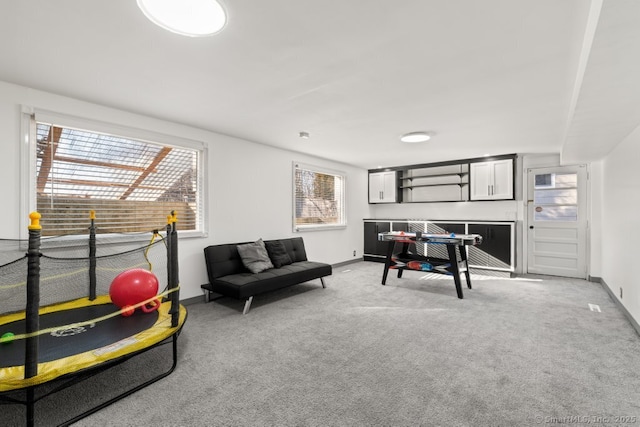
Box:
0;211;187;427
0;295;187;393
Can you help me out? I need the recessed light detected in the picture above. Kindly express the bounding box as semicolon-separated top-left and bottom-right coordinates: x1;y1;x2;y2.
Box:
400;132;432;143
137;0;227;37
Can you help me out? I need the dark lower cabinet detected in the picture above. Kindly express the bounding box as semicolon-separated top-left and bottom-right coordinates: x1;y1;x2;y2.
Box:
467;224;512;269
392;222;408;232
364;221;390;261
427;222;467;259
364;220;514;272
364;221;410;261
429;222;466;235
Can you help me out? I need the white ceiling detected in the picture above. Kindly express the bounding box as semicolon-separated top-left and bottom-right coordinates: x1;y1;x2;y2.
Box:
1;0;638;170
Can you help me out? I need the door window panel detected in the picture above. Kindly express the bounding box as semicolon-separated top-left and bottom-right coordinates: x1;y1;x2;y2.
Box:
533;173;578;222
534;205;577;221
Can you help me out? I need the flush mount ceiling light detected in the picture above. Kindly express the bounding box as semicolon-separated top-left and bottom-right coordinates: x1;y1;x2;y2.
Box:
137;0;227;37
400;132;433;143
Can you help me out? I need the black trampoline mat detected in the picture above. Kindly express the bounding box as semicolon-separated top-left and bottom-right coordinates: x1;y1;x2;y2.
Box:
0;303;159;368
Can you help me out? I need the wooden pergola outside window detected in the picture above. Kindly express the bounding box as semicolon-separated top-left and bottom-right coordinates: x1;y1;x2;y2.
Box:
35;123;200;235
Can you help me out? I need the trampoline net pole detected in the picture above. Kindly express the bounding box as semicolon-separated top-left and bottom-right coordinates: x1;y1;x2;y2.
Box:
25;213;41;379
165;220;172;303
89;211;97;301
169;212;179;327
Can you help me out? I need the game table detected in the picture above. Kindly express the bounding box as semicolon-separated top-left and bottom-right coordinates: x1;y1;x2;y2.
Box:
378;231;483;298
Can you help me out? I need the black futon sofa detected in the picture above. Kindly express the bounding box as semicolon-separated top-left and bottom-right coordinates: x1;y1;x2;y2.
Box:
201;237;331;314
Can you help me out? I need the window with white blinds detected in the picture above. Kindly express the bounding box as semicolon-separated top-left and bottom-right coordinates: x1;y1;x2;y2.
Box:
28;114;205;236
293;162;346;231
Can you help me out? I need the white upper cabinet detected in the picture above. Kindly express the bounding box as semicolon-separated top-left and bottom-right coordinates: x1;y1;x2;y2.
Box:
470;159;514;200
369;171;397;203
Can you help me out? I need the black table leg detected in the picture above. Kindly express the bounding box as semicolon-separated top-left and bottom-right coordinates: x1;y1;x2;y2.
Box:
446;244;464;299
397;242;410;278
381;241;395;285
459;245;472;289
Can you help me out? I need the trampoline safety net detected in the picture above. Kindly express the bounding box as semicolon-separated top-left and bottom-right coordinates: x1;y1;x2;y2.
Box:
0;234;169;317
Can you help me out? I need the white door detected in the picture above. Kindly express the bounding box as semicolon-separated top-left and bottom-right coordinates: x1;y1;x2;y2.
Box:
526;165;587;278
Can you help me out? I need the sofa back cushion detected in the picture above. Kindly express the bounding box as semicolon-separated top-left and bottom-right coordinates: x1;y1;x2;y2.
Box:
278;237;308;263
264;240;293;268
203;237;309;282
204;243;247;280
237;239;274;273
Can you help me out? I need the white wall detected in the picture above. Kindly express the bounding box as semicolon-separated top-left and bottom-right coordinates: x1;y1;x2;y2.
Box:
588;160;603;278
600;125;640;325
371;199;519;222
0;80;370;300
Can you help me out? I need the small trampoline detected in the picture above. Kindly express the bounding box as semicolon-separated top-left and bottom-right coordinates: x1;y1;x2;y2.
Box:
0;211;187;426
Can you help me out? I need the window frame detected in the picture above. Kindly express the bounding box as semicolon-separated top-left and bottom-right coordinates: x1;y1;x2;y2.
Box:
20;107;208;239
292;161;347;232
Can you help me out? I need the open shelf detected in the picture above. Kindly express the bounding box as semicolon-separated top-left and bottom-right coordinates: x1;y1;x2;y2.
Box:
401;172;468;180
401;164;469;201
400;183;467;189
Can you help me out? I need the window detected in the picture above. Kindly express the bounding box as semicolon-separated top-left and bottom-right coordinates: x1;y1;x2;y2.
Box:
293;162;346;231
533;172;578;221
24;110;205;236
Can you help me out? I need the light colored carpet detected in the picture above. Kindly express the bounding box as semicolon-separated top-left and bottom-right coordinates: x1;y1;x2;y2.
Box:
3;261;640;426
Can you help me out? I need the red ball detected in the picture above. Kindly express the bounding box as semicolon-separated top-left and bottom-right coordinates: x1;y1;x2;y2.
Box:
109;268;159;314
121;305;135;317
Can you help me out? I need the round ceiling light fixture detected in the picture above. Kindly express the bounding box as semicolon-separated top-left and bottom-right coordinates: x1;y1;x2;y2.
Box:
137;0;227;37
400;132;433;143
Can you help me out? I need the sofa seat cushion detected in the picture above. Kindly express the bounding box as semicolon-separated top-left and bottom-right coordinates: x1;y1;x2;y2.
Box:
211;261;331;299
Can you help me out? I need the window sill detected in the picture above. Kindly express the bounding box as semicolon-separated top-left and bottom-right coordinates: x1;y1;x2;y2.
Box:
294;224;347;232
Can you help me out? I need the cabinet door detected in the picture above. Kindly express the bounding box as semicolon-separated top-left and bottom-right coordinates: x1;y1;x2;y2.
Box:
428;222;466;235
470;159;513;200
364;221;391;258
381;172;397;202
491;160;513;200
391;221;408;232
470;162;492;200
486;225;511;267
369;173;383;203
427;222;466;259
369;172;397;203
468;224;512;269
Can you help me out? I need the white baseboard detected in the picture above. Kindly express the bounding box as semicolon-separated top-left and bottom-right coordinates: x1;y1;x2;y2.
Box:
594;276;640;337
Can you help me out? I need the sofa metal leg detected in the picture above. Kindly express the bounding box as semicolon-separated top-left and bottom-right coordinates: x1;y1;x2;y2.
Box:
204;290;210;303
243;296;253;315
320;277;326;288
